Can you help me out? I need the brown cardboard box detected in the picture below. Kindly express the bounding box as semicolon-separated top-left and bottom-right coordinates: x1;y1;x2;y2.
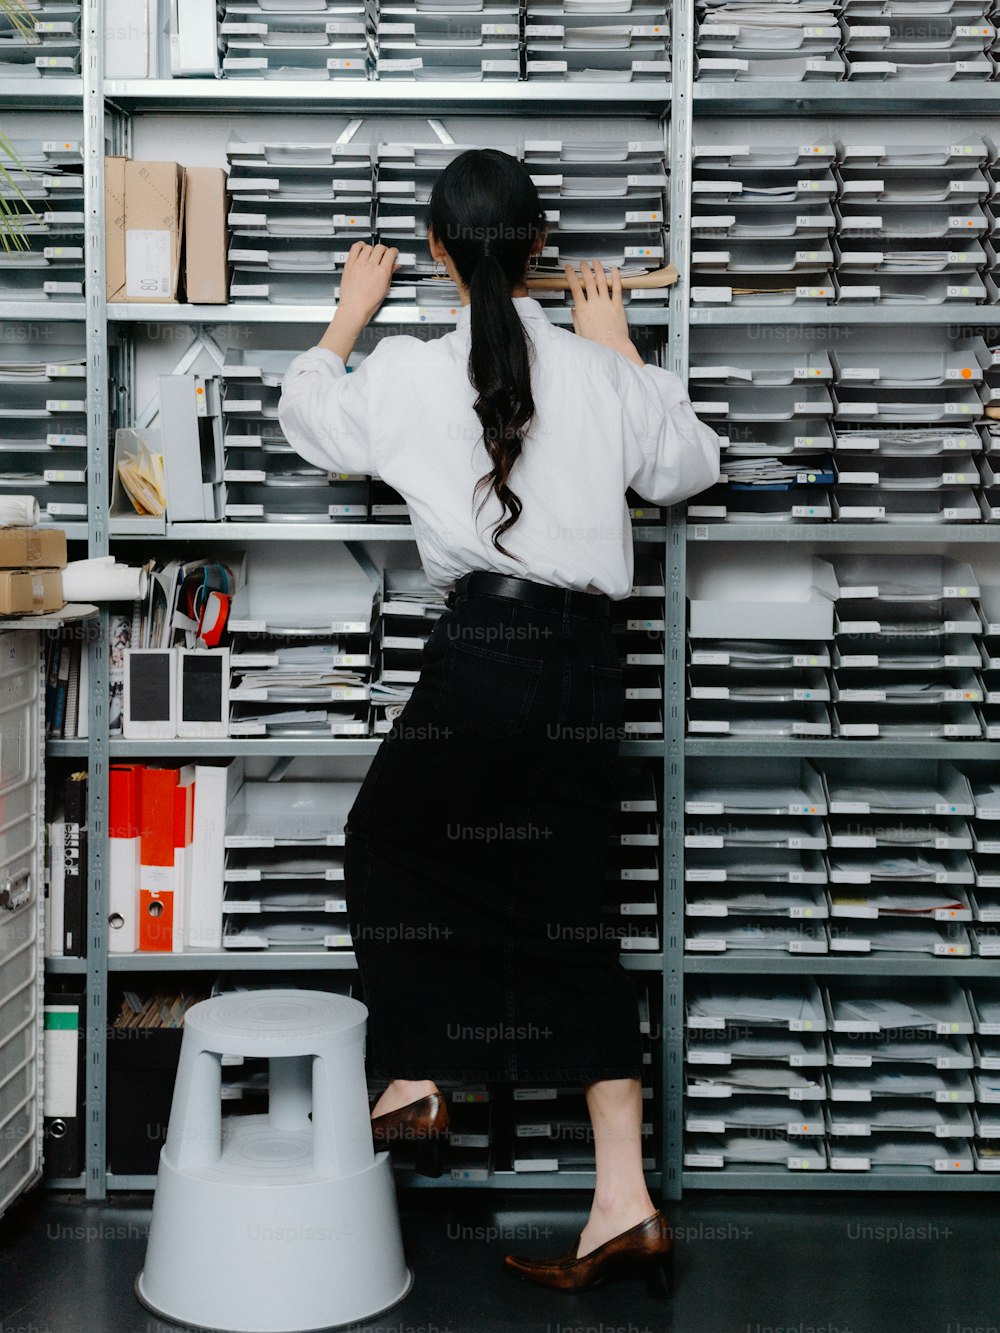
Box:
105;155;127;302
0;569;64;615
105;159;185;303
0;528;68;569
183;167;229;304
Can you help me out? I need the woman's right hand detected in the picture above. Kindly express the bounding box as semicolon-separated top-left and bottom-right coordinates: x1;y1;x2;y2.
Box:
564;260;643;365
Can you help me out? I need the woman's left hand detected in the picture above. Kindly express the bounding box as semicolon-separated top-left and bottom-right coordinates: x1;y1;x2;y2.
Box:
336;241;400;326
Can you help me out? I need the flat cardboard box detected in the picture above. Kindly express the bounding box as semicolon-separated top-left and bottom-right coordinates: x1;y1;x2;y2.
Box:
0;528;67;569
184;167;229;304
105;156;126;302
0;569;64;615
106;159;185;303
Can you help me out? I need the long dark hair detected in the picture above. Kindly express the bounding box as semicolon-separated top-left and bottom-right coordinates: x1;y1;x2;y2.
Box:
427;149;546;561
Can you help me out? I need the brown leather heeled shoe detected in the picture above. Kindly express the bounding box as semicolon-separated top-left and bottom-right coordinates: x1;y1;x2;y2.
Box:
371;1092;450;1178
504;1210;674;1298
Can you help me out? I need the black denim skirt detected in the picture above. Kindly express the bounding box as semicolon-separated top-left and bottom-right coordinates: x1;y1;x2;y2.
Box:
342;576;645;1085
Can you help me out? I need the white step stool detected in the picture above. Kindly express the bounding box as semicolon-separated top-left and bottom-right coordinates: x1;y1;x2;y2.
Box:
135;989;412;1332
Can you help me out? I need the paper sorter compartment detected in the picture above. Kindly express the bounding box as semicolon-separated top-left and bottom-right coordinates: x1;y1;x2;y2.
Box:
686;848;828;884
831;670;983;704
225;781;360;846
685;757;827;817
688;666;830;703
684;918;829;953
719;420;835;456
834;597;980;635
684;816;826;851
686;882;828;913
685;978;828;1032
832;700;982;738
688;640;831;670
688;485;833;522
836;457;981;490
822;759;974;817
827;814;972;851
824;976;975;1034
683;1131;828;1171
827;917;973;954
688;350;834;386
828;848;974;884
221;916;353;949
833;633;981;670
688;559;837;640
687;700;832;737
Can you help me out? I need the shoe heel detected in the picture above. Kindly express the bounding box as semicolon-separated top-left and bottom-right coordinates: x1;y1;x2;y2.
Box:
413;1136;446;1179
644;1249;675;1299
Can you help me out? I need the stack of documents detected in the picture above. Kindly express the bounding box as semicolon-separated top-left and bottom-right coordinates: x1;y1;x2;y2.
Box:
221;346;370;521
684;757;830;954
220;0;369;79
227;546;377;736
523;138;669;307
226;133;374;304
222;768;360;950
686;635;834;737
0;331;88;523
0;137;84;300
690;141;837;308
695;1;845;83
370;569;447;732
843;6;994;80
969;780;1000;954
689;339;836;516
820;556;985;737
525;0;670;82
0;0;81;77
375;0;519;81
684;978;829;1171
836;138;992;304
967;980;1000;1166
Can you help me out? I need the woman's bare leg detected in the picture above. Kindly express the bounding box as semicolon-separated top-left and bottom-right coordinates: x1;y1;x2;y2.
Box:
371;1077;440;1118
576;1077;658;1259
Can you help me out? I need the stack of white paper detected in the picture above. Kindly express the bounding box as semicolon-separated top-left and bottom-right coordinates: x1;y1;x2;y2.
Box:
525;0;669;82
696;1;844;81
220;0;368;79
376;0;519;81
226;133;373;303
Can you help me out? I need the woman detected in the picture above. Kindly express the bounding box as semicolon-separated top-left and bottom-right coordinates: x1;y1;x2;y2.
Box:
277;148;720;1297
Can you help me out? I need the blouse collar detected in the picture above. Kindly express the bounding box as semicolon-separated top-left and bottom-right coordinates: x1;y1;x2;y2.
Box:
455;296;551;328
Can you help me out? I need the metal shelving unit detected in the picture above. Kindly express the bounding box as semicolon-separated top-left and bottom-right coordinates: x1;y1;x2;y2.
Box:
25;0;1000;1203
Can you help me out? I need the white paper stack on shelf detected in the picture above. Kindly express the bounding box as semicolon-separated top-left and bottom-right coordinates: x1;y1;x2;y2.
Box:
221;345;372;521
0;330;88;523
967;979;1000;1164
684;757;830;953
844;7;994;79
836;138;991;304
969;779;1000;952
220;0;368;78
227;545;377;736
696;1;845;83
831;330;988;510
0;0;81;77
689;338;836;519
221;763;360;950
0;137;84;300
226;132;374;303
523;138;669;307
824;980;976;1170
525;0;669;82
979;589;1000;736
684;978;829;1172
376;0;519;81
690;140;837;308
821;556;985;739
369;568;447;732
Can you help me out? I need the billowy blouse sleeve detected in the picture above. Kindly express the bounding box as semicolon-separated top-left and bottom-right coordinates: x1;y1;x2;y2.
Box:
277;343;377;475
613;356;721;506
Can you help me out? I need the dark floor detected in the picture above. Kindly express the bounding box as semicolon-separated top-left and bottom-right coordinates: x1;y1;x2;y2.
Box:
1;1185;997;1333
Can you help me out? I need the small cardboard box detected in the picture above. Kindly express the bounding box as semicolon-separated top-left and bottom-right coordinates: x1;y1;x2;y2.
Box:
106;159;185;302
0;527;67;569
104;155;127;301
0;569;64;615
183;167;229;304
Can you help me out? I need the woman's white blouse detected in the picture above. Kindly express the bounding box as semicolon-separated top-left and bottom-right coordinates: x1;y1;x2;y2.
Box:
277;296;720;600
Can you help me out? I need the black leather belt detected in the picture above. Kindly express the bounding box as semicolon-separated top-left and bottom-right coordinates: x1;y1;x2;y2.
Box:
446;570;612;619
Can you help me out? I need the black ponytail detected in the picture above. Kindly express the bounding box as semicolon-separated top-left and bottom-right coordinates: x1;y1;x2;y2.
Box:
427;149;546;561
